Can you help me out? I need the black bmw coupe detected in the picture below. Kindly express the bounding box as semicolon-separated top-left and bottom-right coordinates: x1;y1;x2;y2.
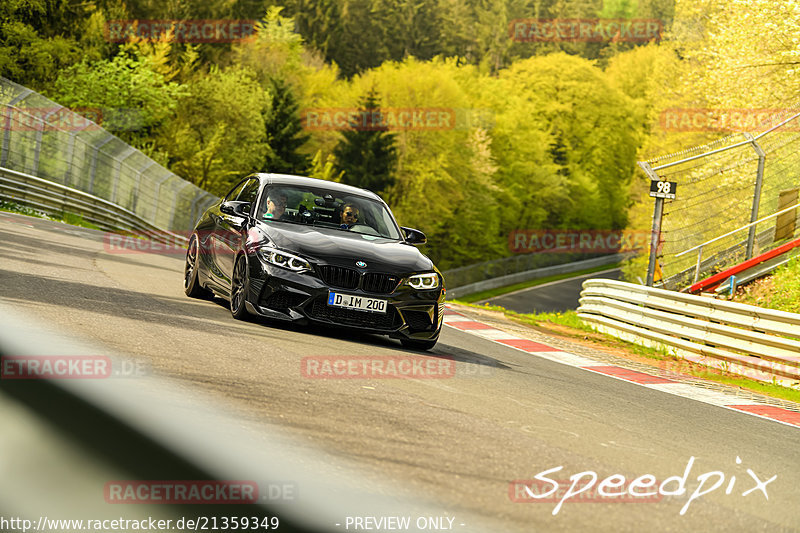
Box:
184;174;445;350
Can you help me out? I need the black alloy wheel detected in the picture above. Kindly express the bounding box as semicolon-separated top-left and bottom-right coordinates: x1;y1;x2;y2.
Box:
230;255;251;320
184;235;211;299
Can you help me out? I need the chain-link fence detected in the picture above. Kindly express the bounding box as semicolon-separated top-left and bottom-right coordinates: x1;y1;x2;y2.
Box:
0;76;218;232
642;111;800;290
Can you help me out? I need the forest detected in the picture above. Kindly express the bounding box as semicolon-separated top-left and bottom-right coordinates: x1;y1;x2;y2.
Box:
1;0;798;272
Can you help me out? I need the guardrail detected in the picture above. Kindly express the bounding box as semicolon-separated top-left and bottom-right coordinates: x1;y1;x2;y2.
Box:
577;279;800;388
0;165;189;246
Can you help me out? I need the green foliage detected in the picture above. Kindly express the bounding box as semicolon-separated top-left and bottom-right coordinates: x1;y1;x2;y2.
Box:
0;0;696;273
344;58;504;268
0;0;93;90
307;150;344;182
483;53;641;245
231;6;308;86
158;66;269;195
734;256;800;314
51;50;185;145
333;87;398;194
0;201;100;229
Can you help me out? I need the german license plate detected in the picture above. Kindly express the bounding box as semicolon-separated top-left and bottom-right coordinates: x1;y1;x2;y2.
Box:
327;292;387;314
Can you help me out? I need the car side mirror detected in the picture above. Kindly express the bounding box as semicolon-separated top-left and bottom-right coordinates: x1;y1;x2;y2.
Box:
221;201;251;217
401;226;427;245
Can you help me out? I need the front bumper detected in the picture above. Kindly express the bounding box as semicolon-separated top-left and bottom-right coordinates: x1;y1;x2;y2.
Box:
243;256;444;342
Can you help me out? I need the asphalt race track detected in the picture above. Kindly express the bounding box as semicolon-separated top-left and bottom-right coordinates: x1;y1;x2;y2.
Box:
483;268;623;314
1;212;799;532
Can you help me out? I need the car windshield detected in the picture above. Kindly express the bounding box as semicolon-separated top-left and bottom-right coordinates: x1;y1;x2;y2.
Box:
258;184;402;240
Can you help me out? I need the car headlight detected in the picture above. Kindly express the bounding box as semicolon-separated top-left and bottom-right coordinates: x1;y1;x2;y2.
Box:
405;272;440;290
259;247;311;273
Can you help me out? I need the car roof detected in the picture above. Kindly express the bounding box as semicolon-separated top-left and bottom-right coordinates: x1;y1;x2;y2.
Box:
255;173;384;203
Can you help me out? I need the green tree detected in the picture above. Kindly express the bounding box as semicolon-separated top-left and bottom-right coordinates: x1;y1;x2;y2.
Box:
159;66;269;195
487;53;642;234
0;0;92;90
333;88;397;193
347;57;505;267
307;149;344;182
230;6;306;86
262;77;311;174
51;49;185;146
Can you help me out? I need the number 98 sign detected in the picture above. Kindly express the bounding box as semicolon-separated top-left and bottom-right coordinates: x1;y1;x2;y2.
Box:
649;180;677;199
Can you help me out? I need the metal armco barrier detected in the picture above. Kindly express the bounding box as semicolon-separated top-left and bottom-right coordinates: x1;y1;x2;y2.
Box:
577;279;800;387
0;166;188;246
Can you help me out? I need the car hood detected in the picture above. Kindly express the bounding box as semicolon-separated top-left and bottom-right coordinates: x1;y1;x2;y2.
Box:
258;222;434;273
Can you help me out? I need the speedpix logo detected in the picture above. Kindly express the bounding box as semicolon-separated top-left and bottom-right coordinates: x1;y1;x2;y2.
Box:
510;457;776;515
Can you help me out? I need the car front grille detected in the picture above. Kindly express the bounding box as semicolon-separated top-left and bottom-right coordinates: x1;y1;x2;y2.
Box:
362;273;400;294
317;266;401;294
317;265;359;290
308;298;399;330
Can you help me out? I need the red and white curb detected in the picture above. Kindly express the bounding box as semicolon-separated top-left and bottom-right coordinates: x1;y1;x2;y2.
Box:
443;309;800;429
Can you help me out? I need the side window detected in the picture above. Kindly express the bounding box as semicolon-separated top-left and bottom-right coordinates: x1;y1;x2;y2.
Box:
224;179;248;202
236;179;260;205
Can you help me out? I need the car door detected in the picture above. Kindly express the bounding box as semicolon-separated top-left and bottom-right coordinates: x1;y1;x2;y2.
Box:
216;178;261;286
208;179;249;289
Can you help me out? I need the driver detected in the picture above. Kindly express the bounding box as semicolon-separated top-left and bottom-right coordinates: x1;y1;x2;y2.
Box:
265;190;288;220
339;203;360;229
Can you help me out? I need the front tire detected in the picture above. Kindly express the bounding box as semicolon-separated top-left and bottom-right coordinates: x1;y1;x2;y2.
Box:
230;255;251;320
184;235;212;299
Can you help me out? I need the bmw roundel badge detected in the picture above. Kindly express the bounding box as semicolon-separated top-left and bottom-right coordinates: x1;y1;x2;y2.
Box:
356;261;367;268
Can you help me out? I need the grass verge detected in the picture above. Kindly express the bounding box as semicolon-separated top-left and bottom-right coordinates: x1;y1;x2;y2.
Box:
456;262;621;303
0;200;101;230
732;255;800;314
451;300;800;404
